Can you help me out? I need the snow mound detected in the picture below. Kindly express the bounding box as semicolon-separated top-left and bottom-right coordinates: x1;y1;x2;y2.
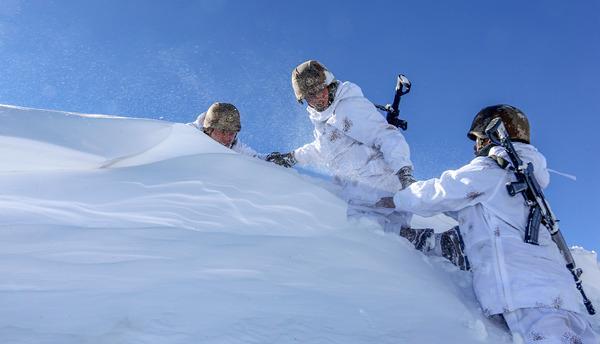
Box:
0;104;232;171
0;104;597;343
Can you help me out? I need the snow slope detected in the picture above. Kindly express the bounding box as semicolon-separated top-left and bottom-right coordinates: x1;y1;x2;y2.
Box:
0;104;598;343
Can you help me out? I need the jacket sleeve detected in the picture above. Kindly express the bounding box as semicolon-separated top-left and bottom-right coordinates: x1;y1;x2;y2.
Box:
535;153;550;189
392;158;505;217
293;140;321;166
328;95;412;171
232;141;263;159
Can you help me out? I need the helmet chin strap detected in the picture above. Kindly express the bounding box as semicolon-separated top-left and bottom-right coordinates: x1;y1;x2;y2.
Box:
228;135;238;149
327;81;338;105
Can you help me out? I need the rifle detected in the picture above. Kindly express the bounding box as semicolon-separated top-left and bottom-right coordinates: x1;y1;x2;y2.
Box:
375;74;411;130
485;117;595;315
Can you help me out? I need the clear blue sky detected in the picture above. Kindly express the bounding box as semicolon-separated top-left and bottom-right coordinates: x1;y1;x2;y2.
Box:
1;1;598;252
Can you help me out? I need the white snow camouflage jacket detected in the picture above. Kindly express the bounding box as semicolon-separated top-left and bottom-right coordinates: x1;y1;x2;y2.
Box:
393;143;583;316
188;113;262;158
294;81;412;203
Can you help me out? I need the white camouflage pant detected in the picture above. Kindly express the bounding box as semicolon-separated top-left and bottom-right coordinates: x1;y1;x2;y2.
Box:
503;307;599;343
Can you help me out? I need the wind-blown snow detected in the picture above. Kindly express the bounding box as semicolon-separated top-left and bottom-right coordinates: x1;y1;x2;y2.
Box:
0;104;597;343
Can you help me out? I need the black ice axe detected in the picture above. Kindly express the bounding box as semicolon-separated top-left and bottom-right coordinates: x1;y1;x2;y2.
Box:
375;74;411;131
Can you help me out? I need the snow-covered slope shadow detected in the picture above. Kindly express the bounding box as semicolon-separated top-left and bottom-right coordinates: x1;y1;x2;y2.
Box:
0;104;597;343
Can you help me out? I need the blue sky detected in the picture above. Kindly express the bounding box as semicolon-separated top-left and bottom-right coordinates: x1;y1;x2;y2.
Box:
1;0;598;252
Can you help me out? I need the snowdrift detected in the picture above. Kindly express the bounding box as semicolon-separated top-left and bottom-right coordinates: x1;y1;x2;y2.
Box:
0;104;597;343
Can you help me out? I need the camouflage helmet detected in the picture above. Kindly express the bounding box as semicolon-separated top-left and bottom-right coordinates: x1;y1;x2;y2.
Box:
203;102;241;132
291;60;336;102
468;104;530;143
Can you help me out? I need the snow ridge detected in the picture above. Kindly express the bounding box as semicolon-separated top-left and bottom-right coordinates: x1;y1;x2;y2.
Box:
0;104;597;343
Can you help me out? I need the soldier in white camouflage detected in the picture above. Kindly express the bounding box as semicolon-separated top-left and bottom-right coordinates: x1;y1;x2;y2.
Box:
189;102;262;158
267;60;415;232
377;104;599;343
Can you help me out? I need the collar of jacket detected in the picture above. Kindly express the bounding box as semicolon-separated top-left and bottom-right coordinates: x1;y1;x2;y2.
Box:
488;142;538;161
486;143;549;187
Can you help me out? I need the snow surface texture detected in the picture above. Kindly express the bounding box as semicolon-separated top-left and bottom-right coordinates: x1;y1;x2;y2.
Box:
0;104;598;343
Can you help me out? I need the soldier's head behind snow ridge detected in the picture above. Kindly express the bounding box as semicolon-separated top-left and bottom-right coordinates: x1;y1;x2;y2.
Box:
468;104;530;156
201;102;241;148
291;60;338;112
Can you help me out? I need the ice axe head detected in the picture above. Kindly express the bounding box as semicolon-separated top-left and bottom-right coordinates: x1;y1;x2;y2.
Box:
396;74;411;96
484;117;509;146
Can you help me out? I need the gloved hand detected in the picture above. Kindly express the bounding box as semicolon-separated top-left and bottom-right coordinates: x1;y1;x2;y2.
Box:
265;151;297;168
396;166;416;189
375;196;395;208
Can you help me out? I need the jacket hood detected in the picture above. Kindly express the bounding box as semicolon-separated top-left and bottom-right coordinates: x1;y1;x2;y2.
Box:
188;112;206;131
306;82;363;123
489;142;550;188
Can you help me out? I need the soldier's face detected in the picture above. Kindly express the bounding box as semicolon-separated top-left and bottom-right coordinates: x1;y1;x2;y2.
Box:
210;128;238;147
305;87;330;112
